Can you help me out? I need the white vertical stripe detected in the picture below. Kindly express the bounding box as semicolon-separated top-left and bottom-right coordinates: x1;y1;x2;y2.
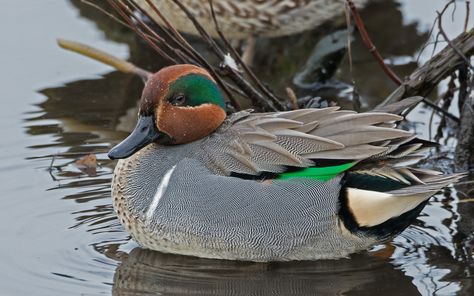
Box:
146;165;176;223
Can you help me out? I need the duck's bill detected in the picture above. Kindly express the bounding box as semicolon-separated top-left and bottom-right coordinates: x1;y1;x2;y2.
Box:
108;115;162;160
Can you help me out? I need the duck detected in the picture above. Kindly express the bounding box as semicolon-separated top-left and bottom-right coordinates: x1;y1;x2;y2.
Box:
134;0;369;64
109;64;463;262
135;0;369;39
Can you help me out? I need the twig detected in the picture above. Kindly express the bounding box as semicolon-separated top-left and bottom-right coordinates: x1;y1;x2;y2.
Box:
57;39;151;81
139;0;204;64
345;0;402;85
48;154;58;182
28;151;109;160
57;39;252;112
168;0;282;110
166;0;256;110
378;29;474;112
81;0;132;30
416;15;441;64
107;0;178;64
169;0;225;58
465;1;471;32
423;98;460;123
436;10;474;71
434;74;458;141
285;87;298;109
109;0;241;109
208;0;286;110
344;2;354;82
125;1;192;63
143;0;240;109
84;0;289;112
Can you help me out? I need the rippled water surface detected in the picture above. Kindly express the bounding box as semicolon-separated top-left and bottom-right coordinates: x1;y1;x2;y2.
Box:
1;0;473;295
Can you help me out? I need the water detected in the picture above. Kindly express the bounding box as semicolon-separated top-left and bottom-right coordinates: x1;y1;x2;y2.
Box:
1;0;473;295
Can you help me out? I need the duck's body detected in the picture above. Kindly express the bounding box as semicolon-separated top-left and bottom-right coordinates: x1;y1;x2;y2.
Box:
113;144;374;261
136;0;368;39
109;65;462;262
113;111;377;261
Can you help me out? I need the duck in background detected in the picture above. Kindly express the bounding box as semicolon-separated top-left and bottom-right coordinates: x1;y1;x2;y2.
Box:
108;64;463;262
135;0;368;38
135;0;368;63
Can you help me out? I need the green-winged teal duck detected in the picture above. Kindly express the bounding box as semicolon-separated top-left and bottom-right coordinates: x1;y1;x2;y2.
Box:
135;0;368;39
109;64;463;262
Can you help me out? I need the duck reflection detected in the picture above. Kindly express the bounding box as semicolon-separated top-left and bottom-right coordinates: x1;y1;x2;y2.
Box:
111;248;419;296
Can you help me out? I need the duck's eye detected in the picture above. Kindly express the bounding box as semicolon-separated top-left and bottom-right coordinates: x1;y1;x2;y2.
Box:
169;94;186;106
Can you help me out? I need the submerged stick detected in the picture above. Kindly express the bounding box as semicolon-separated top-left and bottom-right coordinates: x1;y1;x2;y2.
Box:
437;11;474;71
140;0;241;109
57;39;151;81
377;29;474;120
345;0;402;85
208;0;285;110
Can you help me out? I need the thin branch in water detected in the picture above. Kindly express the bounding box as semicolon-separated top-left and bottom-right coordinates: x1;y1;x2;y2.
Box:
465;0;471;32
107;0;243;110
435;74;457;141
345;0;402;85
422;98;460;123
80;0;167;49
140;0;240;109
285;87;298;110
451;0;457;22
28;151;110;160
57;39;151;81
106;0;178;64
93;0;290;112
117;1;190;63
139;0;204;63
169;0;225;58
168;0;281;111
428;105;436;140
378;28;474;121
169;0;254;109
136;0;284;111
48;154;58;182
344;1;355;84
208;0;286;110
81;0;131;29
416;15;441;63
436;8;474;70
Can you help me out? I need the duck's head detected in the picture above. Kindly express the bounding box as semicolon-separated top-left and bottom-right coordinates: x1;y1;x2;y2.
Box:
108;64;226;160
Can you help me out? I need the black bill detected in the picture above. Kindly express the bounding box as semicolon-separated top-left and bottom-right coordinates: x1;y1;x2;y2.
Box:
108;115;162;160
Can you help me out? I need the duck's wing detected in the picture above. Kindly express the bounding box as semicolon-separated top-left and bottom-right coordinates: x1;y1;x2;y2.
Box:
320;133;466;234
200;106;412;177
340;164;465;233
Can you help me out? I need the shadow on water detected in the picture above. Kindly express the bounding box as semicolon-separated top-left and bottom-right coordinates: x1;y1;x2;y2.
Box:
110;249;419;296
13;0;474;295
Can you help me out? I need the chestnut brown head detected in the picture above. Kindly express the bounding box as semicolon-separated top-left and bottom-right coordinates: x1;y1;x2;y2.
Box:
108;65;226;159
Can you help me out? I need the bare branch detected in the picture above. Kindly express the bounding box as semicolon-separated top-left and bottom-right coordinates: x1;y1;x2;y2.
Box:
465;0;471;32
208;0;286;110
378;29;474;121
57;39;151;81
106;0;178;64
436;9;474;70
345;0;402;85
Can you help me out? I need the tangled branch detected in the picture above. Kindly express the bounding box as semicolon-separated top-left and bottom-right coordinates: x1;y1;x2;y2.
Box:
100;0;287;112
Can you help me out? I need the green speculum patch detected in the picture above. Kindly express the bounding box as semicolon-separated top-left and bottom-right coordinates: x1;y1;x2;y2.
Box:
170;74;226;109
276;162;356;181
